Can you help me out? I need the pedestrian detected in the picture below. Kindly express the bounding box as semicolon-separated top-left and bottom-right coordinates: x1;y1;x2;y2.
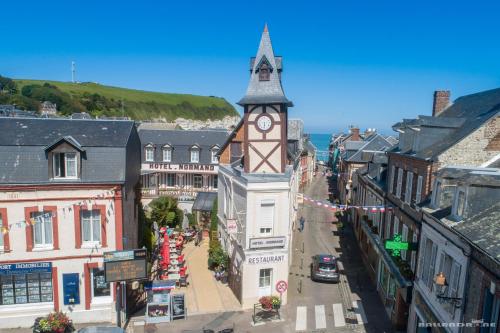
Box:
299;216;305;232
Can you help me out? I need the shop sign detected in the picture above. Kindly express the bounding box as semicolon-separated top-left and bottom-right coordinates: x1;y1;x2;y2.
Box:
384;234;409;257
104;249;146;262
247;254;286;265
142;163;218;174
0;262;52;275
227;219;237;234
249;236;286;249
104;249;148;282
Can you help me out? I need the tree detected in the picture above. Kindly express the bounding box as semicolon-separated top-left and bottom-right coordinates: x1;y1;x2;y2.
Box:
210;199;218;231
0;75;17;94
149;196;182;228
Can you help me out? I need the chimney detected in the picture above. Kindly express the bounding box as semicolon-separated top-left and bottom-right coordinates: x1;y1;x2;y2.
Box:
432;90;450;117
350;126;361;141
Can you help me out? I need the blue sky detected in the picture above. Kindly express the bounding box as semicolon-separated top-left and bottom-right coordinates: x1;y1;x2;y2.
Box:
2;0;499;134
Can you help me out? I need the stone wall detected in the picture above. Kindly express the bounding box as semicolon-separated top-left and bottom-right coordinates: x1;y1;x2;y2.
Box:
438;116;499;167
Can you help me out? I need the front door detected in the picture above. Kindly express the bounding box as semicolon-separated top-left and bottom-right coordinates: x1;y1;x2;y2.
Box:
258;268;272;297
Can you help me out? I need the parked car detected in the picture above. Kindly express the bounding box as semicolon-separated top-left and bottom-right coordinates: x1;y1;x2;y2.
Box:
310;254;339;283
77;327;125;333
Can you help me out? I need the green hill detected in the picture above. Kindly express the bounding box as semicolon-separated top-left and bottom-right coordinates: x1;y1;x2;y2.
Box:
1;76;238;121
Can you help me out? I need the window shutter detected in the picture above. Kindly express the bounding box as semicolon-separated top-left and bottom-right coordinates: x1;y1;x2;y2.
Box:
449;262;461;297
396;169;403;198
411;233;418;271
393;216;400;235
419;237;428;282
427;244;438;290
416;176;423;204
401;225;408;260
385;211;392;239
74;205;82;248
260;201;275;228
389;166;395;193
405;172;413;203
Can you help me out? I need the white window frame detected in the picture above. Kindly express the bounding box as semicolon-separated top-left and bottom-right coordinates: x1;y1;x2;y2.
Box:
162;147;172;162
91;267;112;304
53;152;78;179
389;165;395;193
416;175;423;204
259;200;275;236
453;189;466;218
259;268;272;288
211;147;219;164
190;149;200;163
405;171;413;204
81;209;101;245
193;174;203;188
32;212;53;249
396;168;403;198
145;145;154;162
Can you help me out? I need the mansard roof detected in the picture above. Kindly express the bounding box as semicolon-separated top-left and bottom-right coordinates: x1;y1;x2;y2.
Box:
238;25;292;106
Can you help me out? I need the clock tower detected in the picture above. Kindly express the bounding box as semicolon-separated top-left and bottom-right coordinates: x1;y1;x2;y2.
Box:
238;24;293;174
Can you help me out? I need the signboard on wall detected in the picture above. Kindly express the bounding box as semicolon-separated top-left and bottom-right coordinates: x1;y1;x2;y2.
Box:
142;163;218;174
104;249;147;282
249;236;286;249
247;254;287;265
0;262;52;275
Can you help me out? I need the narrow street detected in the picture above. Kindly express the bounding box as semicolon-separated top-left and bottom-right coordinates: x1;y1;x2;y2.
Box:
281;166;394;333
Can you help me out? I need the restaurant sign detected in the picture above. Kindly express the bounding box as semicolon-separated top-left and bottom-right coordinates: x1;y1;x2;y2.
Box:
0;262;52;275
249;236;286;249
104;249;147;282
142;163;218;174
247;254;287;265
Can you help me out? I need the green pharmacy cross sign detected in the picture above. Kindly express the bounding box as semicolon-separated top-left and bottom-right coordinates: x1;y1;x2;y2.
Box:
384;234;409;257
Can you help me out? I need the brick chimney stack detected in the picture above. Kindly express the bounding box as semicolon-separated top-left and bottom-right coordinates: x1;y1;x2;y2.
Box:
432;90;450;117
350;126;361;141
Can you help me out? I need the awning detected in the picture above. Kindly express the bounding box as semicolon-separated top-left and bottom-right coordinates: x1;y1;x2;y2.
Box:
144;280;176;291
192;192;217;212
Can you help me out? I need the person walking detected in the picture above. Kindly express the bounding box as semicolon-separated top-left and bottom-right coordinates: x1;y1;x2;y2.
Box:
299;216;305;232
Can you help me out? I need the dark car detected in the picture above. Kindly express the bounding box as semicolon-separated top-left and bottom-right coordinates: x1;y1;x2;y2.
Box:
310;254;340;283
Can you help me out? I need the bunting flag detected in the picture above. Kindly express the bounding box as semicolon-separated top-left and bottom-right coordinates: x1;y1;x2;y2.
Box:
301;195;393;212
0;189;117;234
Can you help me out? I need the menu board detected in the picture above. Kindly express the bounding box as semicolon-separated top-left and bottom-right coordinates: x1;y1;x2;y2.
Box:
104;259;147;282
171;294;186;319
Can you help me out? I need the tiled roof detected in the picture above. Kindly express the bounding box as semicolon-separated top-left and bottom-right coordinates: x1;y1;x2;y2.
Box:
238;26;292;106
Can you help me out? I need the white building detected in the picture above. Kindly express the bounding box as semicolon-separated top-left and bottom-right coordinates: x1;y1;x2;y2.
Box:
0;118;140;328
217;25;300;308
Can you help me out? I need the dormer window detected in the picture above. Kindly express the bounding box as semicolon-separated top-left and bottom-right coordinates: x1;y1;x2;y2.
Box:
259;63;270;81
53;152;77;178
211;145;219;164
453;190;466;218
145;144;154;162
190;146;200;163
162;145;172;162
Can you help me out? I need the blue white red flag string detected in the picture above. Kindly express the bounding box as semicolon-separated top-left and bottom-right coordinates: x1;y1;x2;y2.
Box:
302;195;392;212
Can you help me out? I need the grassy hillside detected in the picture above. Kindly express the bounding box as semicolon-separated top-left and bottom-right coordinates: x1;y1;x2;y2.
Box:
8;78;238;121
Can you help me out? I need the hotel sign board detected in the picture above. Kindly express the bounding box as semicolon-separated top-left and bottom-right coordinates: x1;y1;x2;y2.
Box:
104;249;147;282
142;163;218;174
249;236;286;249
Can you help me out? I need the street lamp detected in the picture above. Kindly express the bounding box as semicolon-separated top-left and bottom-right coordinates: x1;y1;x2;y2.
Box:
433;272;462;308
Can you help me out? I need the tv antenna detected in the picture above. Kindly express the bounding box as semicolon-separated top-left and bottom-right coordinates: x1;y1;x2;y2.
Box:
71;61;76;83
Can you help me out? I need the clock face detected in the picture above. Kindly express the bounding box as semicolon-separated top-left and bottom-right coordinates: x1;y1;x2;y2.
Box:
257;115;273;131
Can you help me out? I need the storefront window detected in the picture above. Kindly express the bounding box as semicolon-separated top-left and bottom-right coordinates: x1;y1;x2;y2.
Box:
0;273;52;305
92;268;110;298
167;174;176;187
193;174;203;188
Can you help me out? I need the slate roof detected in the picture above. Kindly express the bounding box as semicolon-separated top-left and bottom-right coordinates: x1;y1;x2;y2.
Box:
346;134;394;162
453;203;500;262
138;129;230;164
0;117;137;184
192;192;217;211
238;25;292;106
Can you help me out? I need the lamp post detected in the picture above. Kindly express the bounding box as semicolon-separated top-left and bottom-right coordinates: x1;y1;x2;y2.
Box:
433;272;462;308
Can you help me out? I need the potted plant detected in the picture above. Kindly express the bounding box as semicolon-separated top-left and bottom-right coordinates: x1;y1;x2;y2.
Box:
33;312;75;333
258;296;273;310
271;295;281;309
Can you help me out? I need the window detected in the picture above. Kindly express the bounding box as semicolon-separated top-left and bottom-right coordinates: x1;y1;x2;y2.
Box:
0;213;3;249
259;268;272;288
32;212;53;248
481;287;500;333
162;148;172;162
396;168;403;198
393;216;400;236
260;200;275;235
258;63;270;81
81;210;101;244
213;175;218;189
401;224;409;260
145;146;154;162
0;272;53;305
411;233;418;272
53;152;77;178
389;165;395;194
454;190;466;218
420;238;438;290
167;174;176;187
91;268;110;298
190;149;199;163
405;172;413;204
416;175;423;204
385;211;392;240
194;174;203;188
211;149;218;164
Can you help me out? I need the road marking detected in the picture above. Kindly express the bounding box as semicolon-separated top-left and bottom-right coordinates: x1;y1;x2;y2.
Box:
332;303;346;327
352;300;368;324
296;306;307;331
315;305;326;329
